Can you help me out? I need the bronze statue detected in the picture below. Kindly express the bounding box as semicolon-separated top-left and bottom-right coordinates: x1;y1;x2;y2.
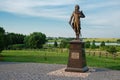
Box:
69;5;85;39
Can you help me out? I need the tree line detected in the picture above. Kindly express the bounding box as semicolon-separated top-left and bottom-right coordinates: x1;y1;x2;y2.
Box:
0;27;47;53
0;26;120;55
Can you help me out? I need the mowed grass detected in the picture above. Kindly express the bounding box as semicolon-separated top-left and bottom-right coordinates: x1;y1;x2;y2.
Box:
1;49;68;64
1;49;120;70
86;54;120;70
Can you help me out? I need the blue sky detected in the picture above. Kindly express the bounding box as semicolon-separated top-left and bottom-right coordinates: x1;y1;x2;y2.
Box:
0;0;120;38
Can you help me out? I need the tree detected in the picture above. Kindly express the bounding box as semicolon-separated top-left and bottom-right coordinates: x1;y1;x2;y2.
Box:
106;46;117;54
54;41;58;47
4;33;25;49
100;41;106;50
117;39;120;43
24;32;46;49
85;41;90;48
106;46;117;59
0;27;5;53
91;40;96;49
59;39;69;48
6;33;25;45
24;35;30;48
100;41;105;47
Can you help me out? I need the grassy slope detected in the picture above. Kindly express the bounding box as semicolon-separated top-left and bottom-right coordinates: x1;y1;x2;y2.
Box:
1;49;120;70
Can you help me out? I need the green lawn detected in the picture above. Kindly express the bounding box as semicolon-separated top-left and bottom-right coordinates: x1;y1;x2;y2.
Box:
1;49;120;70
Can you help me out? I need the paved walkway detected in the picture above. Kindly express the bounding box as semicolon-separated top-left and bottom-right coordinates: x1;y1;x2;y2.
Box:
0;62;120;80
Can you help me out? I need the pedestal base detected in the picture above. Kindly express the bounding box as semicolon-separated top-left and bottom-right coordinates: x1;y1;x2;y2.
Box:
65;40;88;72
65;66;89;72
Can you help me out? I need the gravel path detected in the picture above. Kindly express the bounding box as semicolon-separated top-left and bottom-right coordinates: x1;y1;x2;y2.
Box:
0;62;120;80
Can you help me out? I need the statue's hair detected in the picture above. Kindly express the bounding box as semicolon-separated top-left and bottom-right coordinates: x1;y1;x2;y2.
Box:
75;5;80;9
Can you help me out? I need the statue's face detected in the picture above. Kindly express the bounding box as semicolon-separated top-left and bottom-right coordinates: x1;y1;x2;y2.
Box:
75;5;79;10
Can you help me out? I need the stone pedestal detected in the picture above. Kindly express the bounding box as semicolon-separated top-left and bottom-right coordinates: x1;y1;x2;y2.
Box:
65;40;88;72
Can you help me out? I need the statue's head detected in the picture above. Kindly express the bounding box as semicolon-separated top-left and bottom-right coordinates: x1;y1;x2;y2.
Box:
75;5;79;10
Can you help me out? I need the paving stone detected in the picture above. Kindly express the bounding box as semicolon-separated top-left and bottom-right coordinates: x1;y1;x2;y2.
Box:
0;62;120;80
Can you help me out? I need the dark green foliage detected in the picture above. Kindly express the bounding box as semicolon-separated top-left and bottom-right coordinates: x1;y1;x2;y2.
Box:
106;46;118;60
0;27;5;53
106;46;117;54
100;41;105;47
24;36;30;48
116;46;120;52
6;33;25;45
3;33;25;49
91;40;96;49
117;39;120;43
0;27;5;33
60;39;69;48
85;41;90;48
0;27;46;50
106;40;110;43
54;41;58;47
100;41;106;50
24;32;46;49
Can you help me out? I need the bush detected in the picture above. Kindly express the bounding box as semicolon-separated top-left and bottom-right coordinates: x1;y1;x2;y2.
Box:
85;41;90;48
24;32;47;49
100;41;105;47
91;40;96;49
59;39;69;48
106;46;117;54
54;41;58;47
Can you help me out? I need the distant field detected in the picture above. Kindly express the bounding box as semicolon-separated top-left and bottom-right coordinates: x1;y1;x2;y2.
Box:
48;38;119;43
83;38;119;42
1;49;120;70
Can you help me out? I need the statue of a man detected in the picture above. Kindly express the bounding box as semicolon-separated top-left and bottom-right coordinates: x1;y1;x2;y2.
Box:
69;5;85;39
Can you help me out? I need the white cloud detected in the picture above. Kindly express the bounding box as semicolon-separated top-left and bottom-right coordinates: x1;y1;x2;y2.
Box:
1;0;119;21
78;0;120;38
81;0;120;29
0;0;120;38
85;10;120;27
0;0;77;19
82;1;120;11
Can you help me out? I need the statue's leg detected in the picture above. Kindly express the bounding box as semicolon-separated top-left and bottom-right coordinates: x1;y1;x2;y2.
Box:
73;22;76;33
76;34;79;39
74;23;77;39
75;28;78;39
78;24;80;34
76;24;80;39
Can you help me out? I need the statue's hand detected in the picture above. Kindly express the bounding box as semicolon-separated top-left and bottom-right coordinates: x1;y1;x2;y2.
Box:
69;21;71;25
80;10;85;18
80;11;83;13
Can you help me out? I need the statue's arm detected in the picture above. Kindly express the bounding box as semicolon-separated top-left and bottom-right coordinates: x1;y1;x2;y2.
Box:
69;13;74;25
80;11;85;18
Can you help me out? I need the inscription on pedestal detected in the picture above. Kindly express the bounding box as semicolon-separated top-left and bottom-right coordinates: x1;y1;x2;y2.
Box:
71;52;79;59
